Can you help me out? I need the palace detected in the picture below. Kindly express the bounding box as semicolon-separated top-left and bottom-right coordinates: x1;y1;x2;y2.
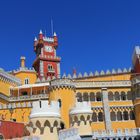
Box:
0;30;140;140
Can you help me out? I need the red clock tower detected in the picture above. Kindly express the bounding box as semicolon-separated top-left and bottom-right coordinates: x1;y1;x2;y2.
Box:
33;30;61;80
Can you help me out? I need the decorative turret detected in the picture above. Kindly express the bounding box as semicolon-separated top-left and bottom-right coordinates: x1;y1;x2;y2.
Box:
69;101;92;138
32;30;61;81
49;78;76;128
20;56;26;68
39;30;43;39
26;100;65;140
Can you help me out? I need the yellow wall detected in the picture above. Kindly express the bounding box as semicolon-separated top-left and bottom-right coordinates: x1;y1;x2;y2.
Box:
76;73;131;82
49;87;76;128
0;79;16;97
14;72;37;85
0;107;31;123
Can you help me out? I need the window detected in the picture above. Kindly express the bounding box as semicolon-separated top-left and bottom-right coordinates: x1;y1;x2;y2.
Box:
24;78;29;84
48;64;53;71
58;99;62;108
117;111;123;121
121;91;127;100
110;111;116;121
98;112;104;122
21;91;28;96
76;92;82;102
96;92;102;101
83;93;89;101
130;111;135;120
123;111;129;120
92;112;97;122
108;91;114;101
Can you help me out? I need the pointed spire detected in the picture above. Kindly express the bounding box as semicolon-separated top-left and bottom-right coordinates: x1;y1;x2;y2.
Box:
53;32;57;36
39;30;43;34
34;37;37;41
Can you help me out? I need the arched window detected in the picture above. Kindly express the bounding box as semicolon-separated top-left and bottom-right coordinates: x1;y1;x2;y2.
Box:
108;91;114;101
110;111;116;121
24;78;29;84
60;122;65;130
114;91;120;101
130;111;135;120
83;92;89;101
117;111;123;121
121;91;127;100
98;112;103;122
76;92;82;102
127;91;132;100
58;99;62;108
96;92;102;101
48;64;53;71
123;111;129;120
92;112;97;122
90;92;95;101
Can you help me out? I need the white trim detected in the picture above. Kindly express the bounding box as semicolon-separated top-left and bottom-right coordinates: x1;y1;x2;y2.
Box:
12;82;50;90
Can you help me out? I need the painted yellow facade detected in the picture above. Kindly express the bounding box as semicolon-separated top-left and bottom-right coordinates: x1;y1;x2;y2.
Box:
1;34;140;139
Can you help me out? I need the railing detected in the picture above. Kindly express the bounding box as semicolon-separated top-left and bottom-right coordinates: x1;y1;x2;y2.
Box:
75;80;131;88
39;54;61;61
0;93;9;101
92;128;140;139
9;94;48;101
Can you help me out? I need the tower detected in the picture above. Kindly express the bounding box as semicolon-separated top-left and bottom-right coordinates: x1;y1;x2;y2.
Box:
69;101;92;139
49;78;76;128
26;100;65;140
33;30;61;81
131;46;140;127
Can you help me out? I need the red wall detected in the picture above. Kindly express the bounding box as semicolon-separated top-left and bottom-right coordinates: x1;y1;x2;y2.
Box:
0;121;24;139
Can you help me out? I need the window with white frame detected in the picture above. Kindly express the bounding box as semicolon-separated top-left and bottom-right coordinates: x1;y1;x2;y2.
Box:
24;78;29;84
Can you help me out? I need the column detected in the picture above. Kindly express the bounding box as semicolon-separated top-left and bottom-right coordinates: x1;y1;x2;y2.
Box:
30;87;32;96
18;88;20;98
102;88;112;131
57;63;60;78
44;86;45;94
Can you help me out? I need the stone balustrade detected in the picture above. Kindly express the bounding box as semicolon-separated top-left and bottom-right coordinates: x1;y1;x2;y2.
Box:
92;128;140;139
9;94;48;101
75;80;131;88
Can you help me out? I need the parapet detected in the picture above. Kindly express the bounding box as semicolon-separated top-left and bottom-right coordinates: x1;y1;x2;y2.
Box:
92;128;140;139
69;101;92;115
50;78;75;89
30;100;60;119
62;67;131;79
59;128;81;140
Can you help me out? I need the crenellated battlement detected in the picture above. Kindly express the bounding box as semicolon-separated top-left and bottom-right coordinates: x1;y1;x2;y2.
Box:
0;102;32;110
49;78;75;89
11;67;35;74
62;67;131;79
0;69;21;85
92;128;140;139
70;101;92;115
30;100;60;119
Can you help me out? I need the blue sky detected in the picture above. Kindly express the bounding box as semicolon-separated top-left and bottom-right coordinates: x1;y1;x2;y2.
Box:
0;0;140;75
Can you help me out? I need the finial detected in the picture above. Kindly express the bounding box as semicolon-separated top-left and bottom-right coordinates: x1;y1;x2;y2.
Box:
53;32;57;36
34;37;37;41
39;30;43;34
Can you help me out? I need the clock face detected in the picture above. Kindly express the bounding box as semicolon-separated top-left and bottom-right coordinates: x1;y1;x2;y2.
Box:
45;46;53;52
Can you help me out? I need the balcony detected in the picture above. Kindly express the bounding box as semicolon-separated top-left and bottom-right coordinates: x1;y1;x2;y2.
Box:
9;94;48;102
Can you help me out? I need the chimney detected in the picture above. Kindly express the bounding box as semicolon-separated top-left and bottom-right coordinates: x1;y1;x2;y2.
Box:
20;56;26;68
